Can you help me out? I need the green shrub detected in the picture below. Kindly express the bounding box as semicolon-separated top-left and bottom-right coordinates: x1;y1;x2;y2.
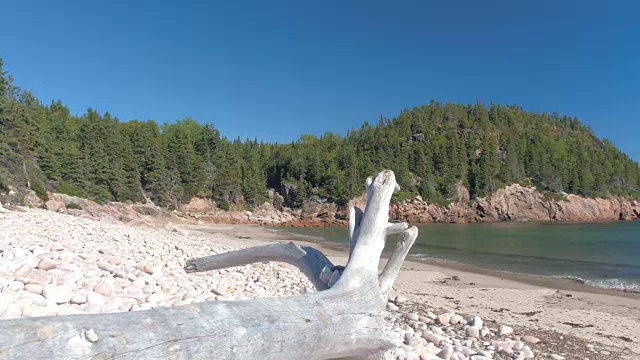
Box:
57;180;86;198
66;203;82;210
433;198;453;207
31;182;48;201
218;199;230;211
392;190;415;202
543;191;567;202
0;177;8;193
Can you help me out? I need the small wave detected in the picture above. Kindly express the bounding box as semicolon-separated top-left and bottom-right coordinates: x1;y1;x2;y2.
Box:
409;253;454;263
553;275;588;285
553;275;640;291
585;278;640;292
274;231;328;242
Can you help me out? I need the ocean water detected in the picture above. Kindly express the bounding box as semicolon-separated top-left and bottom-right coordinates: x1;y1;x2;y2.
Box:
274;221;640;291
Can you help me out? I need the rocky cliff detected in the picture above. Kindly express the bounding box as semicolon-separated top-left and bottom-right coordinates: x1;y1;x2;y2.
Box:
179;195;344;227
0;189;190;230
3;183;638;227
392;184;640;223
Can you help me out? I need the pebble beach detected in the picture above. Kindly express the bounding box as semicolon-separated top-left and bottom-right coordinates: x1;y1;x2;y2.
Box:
1;206;638;359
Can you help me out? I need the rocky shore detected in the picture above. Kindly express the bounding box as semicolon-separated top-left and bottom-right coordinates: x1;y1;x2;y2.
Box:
391;184;640;224
0;207;314;319
2;179;638;228
385;298;626;360
1;206;636;359
174;183;640;226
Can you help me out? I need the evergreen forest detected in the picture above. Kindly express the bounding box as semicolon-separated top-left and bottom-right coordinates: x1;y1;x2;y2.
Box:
1;58;639;209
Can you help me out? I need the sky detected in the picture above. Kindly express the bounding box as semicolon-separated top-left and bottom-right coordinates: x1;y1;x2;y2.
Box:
1;0;639;161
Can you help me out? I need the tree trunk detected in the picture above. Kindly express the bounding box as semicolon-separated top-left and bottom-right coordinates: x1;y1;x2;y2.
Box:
0;170;418;360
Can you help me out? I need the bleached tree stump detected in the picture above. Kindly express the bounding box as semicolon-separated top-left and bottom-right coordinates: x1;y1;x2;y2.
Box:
0;170;418;360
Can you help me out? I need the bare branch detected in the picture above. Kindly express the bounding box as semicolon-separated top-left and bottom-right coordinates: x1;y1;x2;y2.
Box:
185;242;334;291
348;205;364;241
378;226;419;298
348;205;364;258
384;222;408;235
365;176;374;203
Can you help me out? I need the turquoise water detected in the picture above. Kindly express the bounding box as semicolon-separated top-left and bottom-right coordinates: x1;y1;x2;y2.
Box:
275;221;640;290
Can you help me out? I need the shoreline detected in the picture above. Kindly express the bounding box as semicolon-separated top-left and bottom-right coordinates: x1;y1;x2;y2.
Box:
273;217;640;226
269;225;640;299
407;257;640;300
180;223;640;355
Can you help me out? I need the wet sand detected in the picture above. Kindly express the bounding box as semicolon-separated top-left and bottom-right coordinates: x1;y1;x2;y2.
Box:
179;223;640;356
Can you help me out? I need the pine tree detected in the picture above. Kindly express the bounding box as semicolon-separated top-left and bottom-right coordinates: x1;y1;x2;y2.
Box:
78;109;112;201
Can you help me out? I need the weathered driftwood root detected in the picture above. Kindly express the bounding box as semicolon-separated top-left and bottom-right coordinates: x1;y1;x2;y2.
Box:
185;242;335;291
0;170;418;360
379;227;418;298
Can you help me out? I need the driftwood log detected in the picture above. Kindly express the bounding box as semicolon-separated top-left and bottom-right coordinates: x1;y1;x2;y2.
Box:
0;170;418;359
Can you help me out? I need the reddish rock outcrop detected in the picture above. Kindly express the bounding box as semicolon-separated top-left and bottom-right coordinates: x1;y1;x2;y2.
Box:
301;196;338;219
387;182;473;223
391;184;640;223
278;196;346;227
42;193;183;228
196;211;253;225
179;197;217;214
473;184;553;221
18;184;639;228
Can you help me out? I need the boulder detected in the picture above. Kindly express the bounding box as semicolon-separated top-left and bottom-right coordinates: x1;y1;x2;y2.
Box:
132;205;160;217
193;211;252;225
23;191;43;208
268;190;285;211
273;192;285;212
52;193;91;208
278;183;298;208
44;200;65;212
301;196;337;219
179;197;217;214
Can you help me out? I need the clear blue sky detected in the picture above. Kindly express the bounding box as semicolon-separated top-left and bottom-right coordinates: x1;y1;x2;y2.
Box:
2;0;639;161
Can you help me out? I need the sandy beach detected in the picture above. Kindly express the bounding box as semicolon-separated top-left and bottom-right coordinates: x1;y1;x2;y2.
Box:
179;223;640;358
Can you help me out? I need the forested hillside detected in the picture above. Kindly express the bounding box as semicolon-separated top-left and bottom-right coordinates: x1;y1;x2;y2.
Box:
1;58;639;209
